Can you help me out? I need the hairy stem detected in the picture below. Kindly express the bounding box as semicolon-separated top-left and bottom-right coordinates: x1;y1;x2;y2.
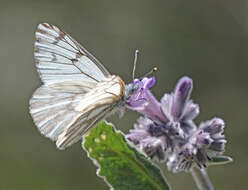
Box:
191;167;214;190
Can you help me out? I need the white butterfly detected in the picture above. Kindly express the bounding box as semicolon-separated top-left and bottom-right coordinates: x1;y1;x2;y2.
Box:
29;23;139;150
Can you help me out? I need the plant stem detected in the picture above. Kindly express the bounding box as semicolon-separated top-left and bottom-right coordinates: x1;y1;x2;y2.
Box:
191;167;214;190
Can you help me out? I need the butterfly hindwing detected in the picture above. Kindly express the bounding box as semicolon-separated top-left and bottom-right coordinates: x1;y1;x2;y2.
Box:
30;75;125;149
56;104;114;149
29;82;90;142
56;75;125;149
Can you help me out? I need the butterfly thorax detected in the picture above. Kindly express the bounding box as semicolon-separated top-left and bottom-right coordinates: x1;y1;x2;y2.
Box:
100;75;126;100
73;75;125;112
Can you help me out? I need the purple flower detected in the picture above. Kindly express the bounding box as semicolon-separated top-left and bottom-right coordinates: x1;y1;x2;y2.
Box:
125;77;168;123
126;117;170;161
125;76;227;172
173;118;226;172
199;118;226;154
161;76;199;135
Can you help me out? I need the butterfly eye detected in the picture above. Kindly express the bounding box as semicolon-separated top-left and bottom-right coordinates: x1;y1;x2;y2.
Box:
132;84;139;92
127;84;139;96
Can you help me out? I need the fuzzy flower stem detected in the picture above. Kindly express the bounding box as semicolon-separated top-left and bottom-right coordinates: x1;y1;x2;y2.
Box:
191;167;214;190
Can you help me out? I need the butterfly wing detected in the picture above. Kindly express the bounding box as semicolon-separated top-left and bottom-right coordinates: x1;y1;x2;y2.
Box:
56;75;125;149
29;81;95;142
30;75;125;149
34;23;110;84
30;23;125;149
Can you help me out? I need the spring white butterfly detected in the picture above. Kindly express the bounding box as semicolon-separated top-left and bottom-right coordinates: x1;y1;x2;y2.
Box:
29;23;140;150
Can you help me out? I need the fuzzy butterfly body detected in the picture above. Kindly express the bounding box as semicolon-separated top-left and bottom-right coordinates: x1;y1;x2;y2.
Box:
29;23;128;149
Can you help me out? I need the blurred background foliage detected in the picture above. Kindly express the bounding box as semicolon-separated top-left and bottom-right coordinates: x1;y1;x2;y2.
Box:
0;0;247;189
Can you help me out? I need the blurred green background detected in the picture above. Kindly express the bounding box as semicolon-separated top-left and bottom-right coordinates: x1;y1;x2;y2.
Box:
0;0;246;189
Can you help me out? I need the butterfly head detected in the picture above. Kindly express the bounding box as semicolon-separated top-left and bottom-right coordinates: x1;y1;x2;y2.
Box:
124;80;140;98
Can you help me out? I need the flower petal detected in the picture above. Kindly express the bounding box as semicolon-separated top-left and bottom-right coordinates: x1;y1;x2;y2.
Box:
142;77;156;89
171;76;193;120
182;100;199;121
161;94;173;121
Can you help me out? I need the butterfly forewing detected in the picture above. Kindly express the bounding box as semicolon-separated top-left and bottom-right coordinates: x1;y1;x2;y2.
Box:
34;23;110;84
30;23;126;149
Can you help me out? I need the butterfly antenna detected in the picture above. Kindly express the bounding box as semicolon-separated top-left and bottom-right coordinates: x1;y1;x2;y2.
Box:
142;67;158;78
132;50;139;80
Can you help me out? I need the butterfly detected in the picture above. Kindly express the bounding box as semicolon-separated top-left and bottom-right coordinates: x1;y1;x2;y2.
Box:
29;23;141;150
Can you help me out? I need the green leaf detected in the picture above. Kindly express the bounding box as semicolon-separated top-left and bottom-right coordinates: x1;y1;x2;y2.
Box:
82;121;170;190
208;155;233;166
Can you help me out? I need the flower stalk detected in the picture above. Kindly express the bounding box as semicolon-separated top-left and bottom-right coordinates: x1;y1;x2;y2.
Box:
191;167;214;190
